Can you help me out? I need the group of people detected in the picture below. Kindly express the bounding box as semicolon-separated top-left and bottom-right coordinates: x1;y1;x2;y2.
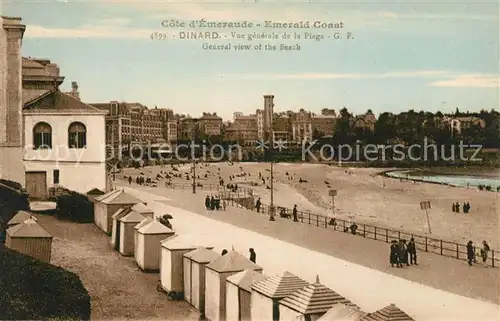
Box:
452;202;471;214
220;248;257;263
205;195;225;211
390;238;417;268
467;240;490;267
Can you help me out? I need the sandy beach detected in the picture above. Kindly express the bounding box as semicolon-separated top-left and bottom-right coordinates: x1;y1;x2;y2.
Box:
120;162;500;249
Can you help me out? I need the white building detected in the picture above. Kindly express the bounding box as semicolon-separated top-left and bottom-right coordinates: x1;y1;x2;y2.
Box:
23;90;108;196
0;16;109;196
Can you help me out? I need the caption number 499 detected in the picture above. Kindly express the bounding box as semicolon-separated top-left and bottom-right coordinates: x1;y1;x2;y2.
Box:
150;32;168;40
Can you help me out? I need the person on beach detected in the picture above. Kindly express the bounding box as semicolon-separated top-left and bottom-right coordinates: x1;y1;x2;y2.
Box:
292;205;298;222
210;196;215;210
398;239;409;266
481;241;490;267
256;198;261;213
467;241;475;266
452;203;456;212
128;176;132;185
249;248;256;263
205;195;210;210
390;240;400;268
407;238;417;265
221;249;228;256
455;202;460;213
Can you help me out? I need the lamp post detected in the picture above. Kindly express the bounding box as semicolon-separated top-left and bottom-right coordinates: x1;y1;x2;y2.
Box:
191;119;200;194
269;159;275;221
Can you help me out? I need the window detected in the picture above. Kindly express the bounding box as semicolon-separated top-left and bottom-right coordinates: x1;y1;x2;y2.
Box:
68;122;87;148
53;169;60;184
33;122;52;149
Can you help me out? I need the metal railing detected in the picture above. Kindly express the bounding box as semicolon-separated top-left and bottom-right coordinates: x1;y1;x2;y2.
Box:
227;197;499;268
161;181;497;268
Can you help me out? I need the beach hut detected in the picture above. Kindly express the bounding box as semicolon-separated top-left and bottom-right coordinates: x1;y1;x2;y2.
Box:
131;202;155;219
7;210;35;228
183;247;220;313
279;276;358;321
133;217;153;258
93;189;142;234
118;210;145;256
110;207;132;251
86;188;105;202
250;271;310;321
205;250;262;321
5;218;52;263
316;303;366;321
226;269;267;321
359;304;414;321
160;235;206;295
135;220;175;271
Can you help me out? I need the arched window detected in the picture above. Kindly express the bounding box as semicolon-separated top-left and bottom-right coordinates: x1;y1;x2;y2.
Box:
68;122;87;148
33;122;52;149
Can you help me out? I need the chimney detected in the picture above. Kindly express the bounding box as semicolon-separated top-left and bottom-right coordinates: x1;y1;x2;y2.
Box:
69;81;80;100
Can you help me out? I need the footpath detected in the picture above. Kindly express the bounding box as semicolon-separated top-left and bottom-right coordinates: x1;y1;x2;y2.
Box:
119;184;500;306
119;184;500;321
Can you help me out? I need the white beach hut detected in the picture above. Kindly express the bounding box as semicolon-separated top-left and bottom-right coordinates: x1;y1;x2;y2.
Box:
226;269;267;321
93;189;142;234
5;218;52;263
359;304;414;321
250;271;310;321
131;202;155;219
183;247;220;313
316;303;366;321
133;217;153;258
110;207;132;250
118;210;145;256
135;220;175;271
159;235;199;295
205;250;262;321
7;210;35;228
279;276;358;321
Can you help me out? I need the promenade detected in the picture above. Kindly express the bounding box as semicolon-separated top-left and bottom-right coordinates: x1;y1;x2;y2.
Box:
120;184;500;321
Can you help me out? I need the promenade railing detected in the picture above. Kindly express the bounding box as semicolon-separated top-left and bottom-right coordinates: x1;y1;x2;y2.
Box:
162;181;497;268
229;196;498;268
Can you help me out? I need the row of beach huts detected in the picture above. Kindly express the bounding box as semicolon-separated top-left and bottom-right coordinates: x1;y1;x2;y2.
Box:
3;189;416;321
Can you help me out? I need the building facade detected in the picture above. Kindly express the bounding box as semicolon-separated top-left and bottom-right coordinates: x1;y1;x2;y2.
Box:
23;91;108;196
0;16;108;195
0;16;25;185
90;102;176;156
198;112;223;137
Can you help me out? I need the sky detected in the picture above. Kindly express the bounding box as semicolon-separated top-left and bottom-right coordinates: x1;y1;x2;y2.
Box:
2;0;499;121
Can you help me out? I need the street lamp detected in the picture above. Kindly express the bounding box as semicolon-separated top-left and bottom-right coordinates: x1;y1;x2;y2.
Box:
191;119;200;194
269;159;275;221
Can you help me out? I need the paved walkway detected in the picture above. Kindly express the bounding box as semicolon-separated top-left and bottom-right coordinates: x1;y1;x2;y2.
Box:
35;214;199;320
120;185;500;304
121;185;500;321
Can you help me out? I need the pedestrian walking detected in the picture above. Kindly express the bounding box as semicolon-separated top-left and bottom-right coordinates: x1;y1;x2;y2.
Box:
292;205;298;222
205;195;210;210
407;237;417;265
466;241;475;266
401;239;410;266
481;241;490;267
128;176;132;185
390;240;399;268
256;198;261;213
249;248;256;263
397;240;406;267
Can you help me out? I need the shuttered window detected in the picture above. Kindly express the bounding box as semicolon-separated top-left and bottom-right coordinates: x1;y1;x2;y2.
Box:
33;122;52;149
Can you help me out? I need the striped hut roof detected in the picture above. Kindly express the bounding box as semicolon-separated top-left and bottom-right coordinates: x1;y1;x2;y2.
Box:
279;275;358;315
317;303;366;321
227;269;268;292
360;304;414;321
7;211;35;226
206;250;262;273
6;219;52;238
251;271;309;299
184;247;220;264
